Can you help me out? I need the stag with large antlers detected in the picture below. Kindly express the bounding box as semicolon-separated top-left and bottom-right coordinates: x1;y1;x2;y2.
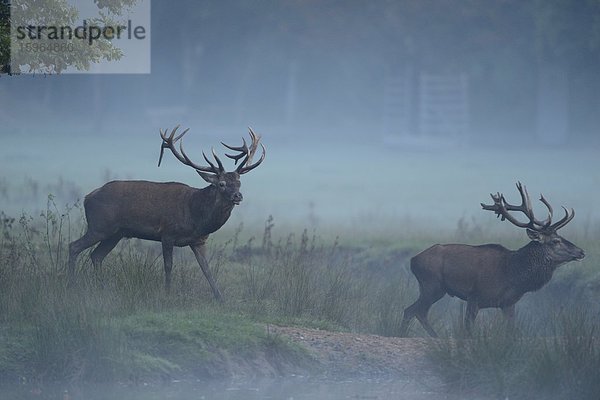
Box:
68;126;265;301
400;182;584;337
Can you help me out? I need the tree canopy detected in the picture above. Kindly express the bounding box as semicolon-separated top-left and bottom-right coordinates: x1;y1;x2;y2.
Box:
1;0;140;75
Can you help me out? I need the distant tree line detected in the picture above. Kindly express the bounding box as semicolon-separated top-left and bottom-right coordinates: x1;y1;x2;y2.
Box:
3;1;600;76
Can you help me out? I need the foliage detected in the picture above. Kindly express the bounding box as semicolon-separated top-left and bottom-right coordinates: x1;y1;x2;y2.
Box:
1;0;140;75
0;1;9;73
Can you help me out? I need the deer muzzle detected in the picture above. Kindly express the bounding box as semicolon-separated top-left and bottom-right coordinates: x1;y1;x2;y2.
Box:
232;192;243;205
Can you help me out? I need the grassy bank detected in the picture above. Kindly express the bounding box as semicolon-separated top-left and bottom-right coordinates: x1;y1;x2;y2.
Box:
1;200;599;393
0;203;319;384
0;308;310;383
428;311;600;400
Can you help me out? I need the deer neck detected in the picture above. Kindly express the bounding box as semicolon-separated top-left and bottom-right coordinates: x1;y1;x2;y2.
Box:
190;186;235;235
508;241;557;293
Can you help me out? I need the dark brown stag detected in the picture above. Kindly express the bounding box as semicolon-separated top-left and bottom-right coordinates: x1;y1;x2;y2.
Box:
68;126;265;301
400;182;585;337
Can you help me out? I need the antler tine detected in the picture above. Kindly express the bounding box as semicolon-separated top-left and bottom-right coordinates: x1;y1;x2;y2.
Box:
211;148;225;172
537;194;553;227
201;151;218;172
222;137;248;165
221;137;248;152
481;192;505;219
157;124;221;173
179;141;217;173
502;182;529;214
158;126;190;167
219;128;266;173
198;148;225;173
239;143;266;174
507;182;554;229
158;129;167;167
549;206;575;231
246;128;259;164
481;191;532;228
173;128;188;142
248;127;258;142
236;127;263;173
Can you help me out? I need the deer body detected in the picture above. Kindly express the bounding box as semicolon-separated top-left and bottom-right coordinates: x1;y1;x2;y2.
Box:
401;183;585;337
68;127;265;301
84;180;235;244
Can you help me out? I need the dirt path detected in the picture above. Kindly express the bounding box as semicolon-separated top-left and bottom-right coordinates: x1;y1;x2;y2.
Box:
271;326;443;386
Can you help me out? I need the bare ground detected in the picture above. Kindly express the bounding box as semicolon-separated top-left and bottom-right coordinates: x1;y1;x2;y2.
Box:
270;325;446;393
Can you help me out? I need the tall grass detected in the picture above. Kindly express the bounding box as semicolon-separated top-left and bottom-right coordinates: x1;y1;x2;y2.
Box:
429;310;600;400
0;201;416;382
1;199;599;388
227;216;372;327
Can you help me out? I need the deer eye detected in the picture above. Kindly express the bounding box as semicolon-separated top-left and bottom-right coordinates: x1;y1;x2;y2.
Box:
552;238;561;245
218;181;226;188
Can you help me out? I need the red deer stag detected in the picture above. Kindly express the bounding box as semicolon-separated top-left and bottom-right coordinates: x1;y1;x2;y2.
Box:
400;182;585;337
68;126;265;301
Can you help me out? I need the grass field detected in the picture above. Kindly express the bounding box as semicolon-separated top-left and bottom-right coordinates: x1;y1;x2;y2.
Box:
0;198;598;399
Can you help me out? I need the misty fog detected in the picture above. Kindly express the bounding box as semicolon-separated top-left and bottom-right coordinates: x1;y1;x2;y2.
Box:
2;1;599;232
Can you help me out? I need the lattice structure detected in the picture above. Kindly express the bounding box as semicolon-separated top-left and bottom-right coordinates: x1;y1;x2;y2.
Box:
418;73;469;138
382;68;412;138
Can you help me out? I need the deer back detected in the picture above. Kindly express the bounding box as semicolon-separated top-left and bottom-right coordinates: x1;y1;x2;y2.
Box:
413;243;513;304
85;180;201;241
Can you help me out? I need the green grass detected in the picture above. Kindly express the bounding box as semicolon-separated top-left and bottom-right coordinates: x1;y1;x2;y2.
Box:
0;203;317;383
0;308;311;383
1;199;599;393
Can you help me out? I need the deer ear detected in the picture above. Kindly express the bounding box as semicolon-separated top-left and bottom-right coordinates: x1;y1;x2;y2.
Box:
526;229;544;242
196;171;218;184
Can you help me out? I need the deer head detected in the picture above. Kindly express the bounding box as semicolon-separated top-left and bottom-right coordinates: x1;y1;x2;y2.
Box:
481;182;585;264
157;125;265;205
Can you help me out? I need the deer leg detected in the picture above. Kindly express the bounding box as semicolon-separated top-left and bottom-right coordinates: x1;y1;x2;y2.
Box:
400;297;437;337
190;243;223;302
68;231;103;284
414;299;442;338
399;301;417;336
161;241;174;292
465;300;479;333
90;234;122;270
401;287;445;338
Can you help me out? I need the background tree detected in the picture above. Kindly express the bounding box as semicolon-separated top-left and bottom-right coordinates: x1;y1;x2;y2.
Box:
0;0;10;74
1;0;139;75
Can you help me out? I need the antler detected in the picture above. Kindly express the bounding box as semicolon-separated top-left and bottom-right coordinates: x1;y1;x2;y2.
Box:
158;125;224;174
548;206;575;232
221;127;266;174
480;182;571;232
